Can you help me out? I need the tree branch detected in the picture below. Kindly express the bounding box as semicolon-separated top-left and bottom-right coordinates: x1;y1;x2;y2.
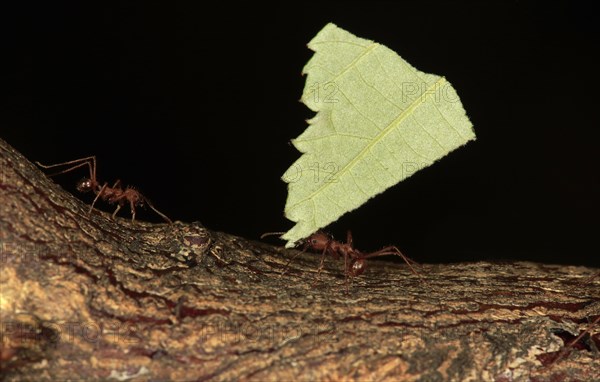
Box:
1;137;598;381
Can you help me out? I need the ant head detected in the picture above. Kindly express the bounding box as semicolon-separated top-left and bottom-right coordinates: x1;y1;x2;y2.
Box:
304;231;332;250
76;178;93;193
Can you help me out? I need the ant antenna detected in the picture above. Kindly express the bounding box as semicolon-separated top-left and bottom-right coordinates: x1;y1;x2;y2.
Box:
35;156;96;179
145;199;173;224
260;232;286;239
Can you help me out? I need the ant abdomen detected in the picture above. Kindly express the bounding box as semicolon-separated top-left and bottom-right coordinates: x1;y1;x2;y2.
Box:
350;258;366;276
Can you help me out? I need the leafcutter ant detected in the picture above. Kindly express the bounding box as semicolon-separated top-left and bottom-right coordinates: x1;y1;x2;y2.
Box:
586;272;600;283
547;315;599;366
262;230;422;292
36;156;172;223
545;273;600;367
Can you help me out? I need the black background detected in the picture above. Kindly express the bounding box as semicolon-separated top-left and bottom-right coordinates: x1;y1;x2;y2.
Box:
2;2;598;266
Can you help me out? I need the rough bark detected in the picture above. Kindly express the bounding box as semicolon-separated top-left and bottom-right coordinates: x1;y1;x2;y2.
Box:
0;137;598;382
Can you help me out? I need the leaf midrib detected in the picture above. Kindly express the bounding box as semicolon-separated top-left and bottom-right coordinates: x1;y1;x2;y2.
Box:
288;69;446;210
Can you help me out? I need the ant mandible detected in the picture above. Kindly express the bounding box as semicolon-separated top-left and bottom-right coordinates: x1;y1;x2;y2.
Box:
36;156;172;223
266;230;422;292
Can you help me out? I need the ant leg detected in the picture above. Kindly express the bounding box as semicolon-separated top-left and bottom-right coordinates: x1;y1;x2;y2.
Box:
112;179;122;189
583;272;599;284
129;199;136;222
90;182;108;214
343;251;361;293
279;250;305;278
111;204;122;219
312;244;332;286
344;252;350;294
344;232;356;291
316;244;330;276
552;315;600;364
361;246;422;278
279;242;313;278
362;246;421;266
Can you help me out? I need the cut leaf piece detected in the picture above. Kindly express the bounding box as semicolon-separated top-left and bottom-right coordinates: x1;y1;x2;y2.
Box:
282;23;476;247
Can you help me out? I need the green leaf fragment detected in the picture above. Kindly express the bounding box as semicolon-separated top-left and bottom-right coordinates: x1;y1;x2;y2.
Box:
282;23;476;247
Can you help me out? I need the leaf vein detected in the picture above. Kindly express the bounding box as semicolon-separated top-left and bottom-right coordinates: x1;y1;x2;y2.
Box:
430;99;467;141
295;133;372;143
288;77;446;210
411;114;446;151
355;65;401;111
335;86;383;132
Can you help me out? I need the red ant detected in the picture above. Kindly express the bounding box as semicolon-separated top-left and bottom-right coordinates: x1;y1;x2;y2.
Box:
546;272;600;366
586;272;600;283
548;315;599;366
35;156;172;223
263;230;422;292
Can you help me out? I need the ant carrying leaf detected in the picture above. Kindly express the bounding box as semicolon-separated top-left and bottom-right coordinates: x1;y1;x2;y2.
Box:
263;230;422;292
36;156;172;223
